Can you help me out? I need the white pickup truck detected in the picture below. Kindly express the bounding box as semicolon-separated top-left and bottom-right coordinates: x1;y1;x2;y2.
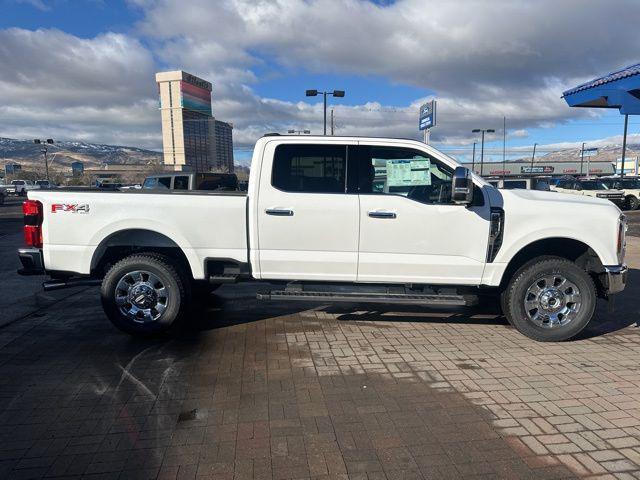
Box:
18;135;627;342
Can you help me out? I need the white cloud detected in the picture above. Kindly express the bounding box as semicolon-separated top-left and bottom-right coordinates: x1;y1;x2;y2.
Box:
0;28;159;146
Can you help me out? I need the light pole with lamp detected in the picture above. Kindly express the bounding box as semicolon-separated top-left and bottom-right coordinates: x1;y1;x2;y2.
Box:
305;89;345;135
33;139;54;181
471;129;494;177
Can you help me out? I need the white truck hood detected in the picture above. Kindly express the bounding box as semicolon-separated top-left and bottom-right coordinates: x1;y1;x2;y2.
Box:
487;186;622;267
501;188;621;208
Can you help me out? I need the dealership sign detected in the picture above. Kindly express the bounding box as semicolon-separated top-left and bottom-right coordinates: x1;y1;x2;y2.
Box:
418;100;436;130
521;165;554;174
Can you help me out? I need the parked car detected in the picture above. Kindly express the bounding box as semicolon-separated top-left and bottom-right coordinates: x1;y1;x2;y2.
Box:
550;178;625;207
17;135;627;342
142;172;239;191
0;184;6;205
7;180;40;196
486;177;551;191
35;180;55;189
600;177;640;210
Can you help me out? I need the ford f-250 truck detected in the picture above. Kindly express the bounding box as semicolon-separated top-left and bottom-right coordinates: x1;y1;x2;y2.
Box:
17;135;627;342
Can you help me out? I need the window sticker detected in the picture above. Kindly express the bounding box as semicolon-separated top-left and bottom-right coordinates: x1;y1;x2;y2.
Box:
383;159;431;187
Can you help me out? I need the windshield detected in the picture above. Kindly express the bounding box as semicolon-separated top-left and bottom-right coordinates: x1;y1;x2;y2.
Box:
581;180;607;190
622;179;640;189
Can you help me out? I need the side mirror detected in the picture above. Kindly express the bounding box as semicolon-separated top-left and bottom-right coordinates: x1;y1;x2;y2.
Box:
451;166;474;204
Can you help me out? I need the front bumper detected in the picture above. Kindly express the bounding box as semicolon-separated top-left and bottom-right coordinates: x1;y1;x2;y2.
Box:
17;248;45;275
601;264;628;295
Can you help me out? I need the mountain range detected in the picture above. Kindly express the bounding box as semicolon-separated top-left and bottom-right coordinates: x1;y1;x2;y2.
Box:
1;137;639;175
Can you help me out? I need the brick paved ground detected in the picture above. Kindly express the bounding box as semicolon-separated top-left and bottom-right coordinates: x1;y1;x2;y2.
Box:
0;228;639;478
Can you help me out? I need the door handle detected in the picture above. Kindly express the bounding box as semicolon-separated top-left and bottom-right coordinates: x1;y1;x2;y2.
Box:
265;208;294;216
368;210;396;219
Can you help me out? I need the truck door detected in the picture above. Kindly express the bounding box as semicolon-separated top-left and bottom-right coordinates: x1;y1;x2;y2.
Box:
256;141;359;281
354;144;490;284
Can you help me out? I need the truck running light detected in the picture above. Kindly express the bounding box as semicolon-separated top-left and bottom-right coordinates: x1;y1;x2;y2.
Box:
617;215;626;262
23;200;43;248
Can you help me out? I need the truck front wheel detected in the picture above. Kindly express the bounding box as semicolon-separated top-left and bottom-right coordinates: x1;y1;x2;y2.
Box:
101;253;189;336
503;257;596;342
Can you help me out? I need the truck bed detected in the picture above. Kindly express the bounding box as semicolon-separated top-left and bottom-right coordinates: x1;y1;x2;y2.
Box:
29;189;248;279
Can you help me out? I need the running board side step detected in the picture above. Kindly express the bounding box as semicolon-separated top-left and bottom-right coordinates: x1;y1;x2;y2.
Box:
257;290;478;306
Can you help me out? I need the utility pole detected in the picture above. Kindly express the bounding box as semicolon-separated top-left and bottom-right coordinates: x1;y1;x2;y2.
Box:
330;109;334;135
530;143;537;170
580;142;585;176
621;114;629;179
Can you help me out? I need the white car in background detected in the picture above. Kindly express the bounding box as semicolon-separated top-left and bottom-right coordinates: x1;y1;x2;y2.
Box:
7;180;40;196
550;178;625;208
600;177;640;210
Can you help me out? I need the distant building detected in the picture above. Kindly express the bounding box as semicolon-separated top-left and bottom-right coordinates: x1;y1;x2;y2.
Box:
156;70;217;172
214;120;234;173
4;163;21;175
471;160;616;178
71;161;84;177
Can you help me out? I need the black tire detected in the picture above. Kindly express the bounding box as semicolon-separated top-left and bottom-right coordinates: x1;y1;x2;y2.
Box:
503;256;596;342
626;195;640;211
101;253;189;336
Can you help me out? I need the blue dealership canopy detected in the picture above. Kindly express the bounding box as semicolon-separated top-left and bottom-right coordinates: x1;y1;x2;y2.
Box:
563;63;640;114
563;62;640;177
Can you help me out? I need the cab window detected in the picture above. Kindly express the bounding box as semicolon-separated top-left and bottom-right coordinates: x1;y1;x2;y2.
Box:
173;176;189;190
272;144;346;193
354;146;453;204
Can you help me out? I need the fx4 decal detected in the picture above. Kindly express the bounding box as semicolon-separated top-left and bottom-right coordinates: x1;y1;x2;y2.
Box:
51;203;90;214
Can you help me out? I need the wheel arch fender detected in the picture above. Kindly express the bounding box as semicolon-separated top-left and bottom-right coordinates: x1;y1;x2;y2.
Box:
493;235;606;288
89;227;199;279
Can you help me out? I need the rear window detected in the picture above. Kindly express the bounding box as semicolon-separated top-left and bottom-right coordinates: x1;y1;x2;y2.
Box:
272;144;347;193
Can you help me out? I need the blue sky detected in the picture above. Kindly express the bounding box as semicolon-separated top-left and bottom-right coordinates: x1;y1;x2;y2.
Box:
1;0;639;165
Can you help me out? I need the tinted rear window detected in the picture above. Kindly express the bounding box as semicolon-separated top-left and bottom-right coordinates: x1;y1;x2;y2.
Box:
272;144;347;193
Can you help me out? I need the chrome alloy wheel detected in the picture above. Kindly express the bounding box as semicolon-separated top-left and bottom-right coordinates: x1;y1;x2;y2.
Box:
115;270;168;323
524;274;581;328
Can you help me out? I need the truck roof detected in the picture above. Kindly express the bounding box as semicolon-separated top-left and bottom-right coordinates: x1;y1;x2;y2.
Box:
261;134;422;142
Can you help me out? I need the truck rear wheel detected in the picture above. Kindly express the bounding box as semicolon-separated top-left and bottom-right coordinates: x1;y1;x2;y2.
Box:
101;253;189;336
626;195;639;211
503;257;596;342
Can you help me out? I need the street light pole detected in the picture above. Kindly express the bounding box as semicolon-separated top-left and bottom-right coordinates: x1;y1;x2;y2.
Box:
33;138;54;181
323;92;327;135
306;89;345;136
472;129;495;177
471;142;476;171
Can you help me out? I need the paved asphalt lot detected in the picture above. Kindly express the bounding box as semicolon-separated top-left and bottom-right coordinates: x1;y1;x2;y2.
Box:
0;196;640;479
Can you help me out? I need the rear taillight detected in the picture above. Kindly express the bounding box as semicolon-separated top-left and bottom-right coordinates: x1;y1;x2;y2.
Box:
23;200;43;248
